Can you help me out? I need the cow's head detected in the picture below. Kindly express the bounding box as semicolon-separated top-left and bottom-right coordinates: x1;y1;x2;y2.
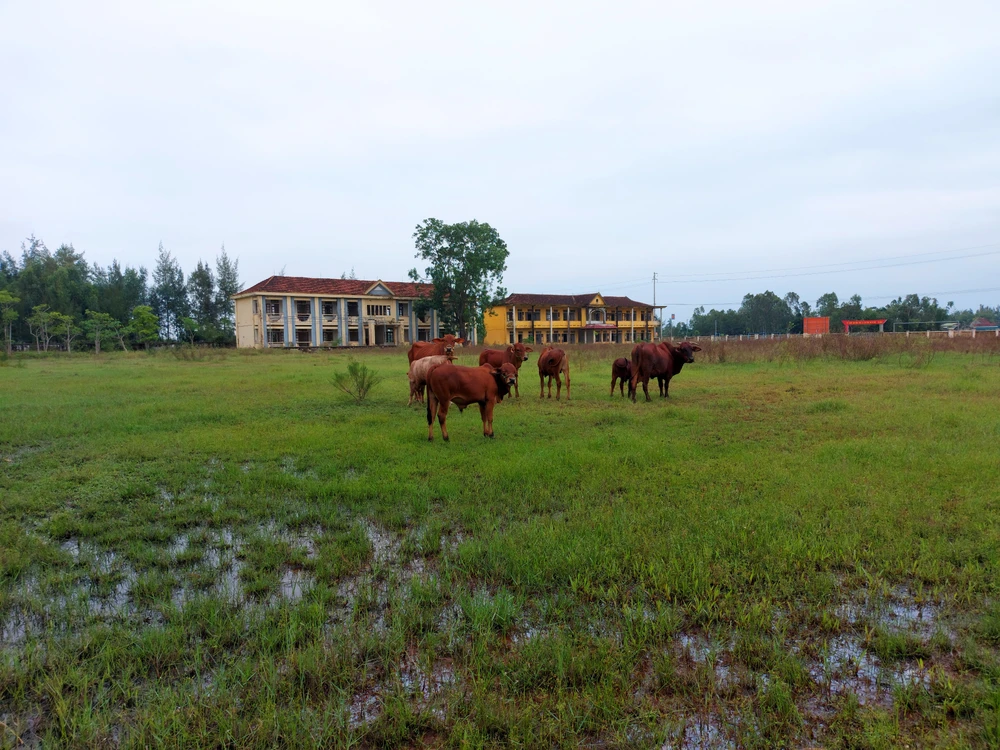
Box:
433;334;466;359
508;343;532;362
492;362;519;400
674;341;702;363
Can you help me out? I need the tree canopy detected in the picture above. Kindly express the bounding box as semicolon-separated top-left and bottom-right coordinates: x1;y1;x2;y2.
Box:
408;218;509;340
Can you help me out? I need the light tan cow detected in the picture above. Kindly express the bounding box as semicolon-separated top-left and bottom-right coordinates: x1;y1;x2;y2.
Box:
407;354;452;406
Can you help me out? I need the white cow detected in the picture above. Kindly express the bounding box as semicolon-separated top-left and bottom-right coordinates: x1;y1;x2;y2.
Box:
407;354;452;406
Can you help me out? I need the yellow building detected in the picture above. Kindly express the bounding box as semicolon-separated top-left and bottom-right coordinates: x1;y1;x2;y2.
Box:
483;293;660;346
232;276;441;348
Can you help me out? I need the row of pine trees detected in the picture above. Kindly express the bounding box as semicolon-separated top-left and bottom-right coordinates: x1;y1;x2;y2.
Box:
0;236;241;354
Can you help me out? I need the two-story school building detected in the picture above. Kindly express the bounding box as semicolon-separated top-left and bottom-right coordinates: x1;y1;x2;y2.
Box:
483;293;660;346
232;276;443;348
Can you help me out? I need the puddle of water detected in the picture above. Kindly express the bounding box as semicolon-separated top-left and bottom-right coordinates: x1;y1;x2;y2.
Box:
168;534;189;557
0;444;45;465
360;520;399;566
280;456;317;480
348;692;381;729
279;569;311;602
675;715;735;749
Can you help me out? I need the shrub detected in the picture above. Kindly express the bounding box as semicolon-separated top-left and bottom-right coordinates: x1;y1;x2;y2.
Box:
332;358;383;402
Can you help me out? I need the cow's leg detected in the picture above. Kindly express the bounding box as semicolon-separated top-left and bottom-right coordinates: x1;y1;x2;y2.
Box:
514;373;520;398
438;401;450;442
642;377;650;402
629;374;638;403
664;377;671;398
479;402;489;438
482;401;495;437
547;376;553;399
554;373;562;400
426;392;436;441
539;374;545;399
610;375;617;397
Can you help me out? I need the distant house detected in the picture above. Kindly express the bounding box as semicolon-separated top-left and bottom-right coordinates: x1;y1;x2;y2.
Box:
231;276;439;348
483;292;658;345
970;316;999;331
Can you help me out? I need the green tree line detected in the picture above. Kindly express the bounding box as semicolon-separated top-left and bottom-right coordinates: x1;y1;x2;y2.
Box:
674;291;1000;337
0;235;240;353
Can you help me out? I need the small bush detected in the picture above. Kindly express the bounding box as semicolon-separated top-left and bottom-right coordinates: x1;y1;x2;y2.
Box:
332;358;383;402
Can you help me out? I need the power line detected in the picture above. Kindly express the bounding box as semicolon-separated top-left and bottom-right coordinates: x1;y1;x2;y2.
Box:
659;242;1000;280
665;286;1000;308
657;248;1000;284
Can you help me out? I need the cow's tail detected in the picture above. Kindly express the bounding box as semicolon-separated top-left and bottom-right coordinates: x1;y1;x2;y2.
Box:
426;389;433;425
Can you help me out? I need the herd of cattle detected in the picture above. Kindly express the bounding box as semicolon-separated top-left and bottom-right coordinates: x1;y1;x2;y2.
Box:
406;335;702;441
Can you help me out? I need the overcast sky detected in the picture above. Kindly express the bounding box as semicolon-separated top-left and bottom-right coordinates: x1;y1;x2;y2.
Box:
2;1;998;317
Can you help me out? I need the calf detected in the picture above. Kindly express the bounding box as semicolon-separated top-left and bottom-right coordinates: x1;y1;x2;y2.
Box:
537;346;570;400
478;343;532;397
426;362;518;441
407;354;451;406
629;340;701;402
408;334;466;363
610;357;632;397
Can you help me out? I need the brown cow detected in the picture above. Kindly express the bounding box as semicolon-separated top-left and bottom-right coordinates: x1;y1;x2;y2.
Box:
610;357;632;397
629;340;701;402
478;343;532;397
407;354;451;406
407;334;466;363
537;346;570;400
426;362;518;441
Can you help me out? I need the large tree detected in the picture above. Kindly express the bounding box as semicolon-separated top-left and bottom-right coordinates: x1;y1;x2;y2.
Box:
214;245;240;341
151;243;187;340
0;290;19;355
188;260;217;333
408;218;509;340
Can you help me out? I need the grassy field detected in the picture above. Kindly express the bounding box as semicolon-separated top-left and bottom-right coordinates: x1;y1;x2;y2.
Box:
2;341;1000;748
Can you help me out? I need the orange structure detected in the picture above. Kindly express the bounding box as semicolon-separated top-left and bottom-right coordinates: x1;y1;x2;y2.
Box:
803;317;830;335
842;319;886;333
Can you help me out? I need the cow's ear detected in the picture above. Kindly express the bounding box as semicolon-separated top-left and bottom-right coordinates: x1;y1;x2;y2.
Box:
525;346;533;352
506;345;514;354
432;337;444;343
456;338;467;344
691;344;702;351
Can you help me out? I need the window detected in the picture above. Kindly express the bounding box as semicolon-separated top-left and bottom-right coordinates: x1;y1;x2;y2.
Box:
265;300;281;316
322;329;338;344
517;311;525;321
322;301;336;316
507;310;513;321
397;302;409;318
348;328;359;342
253;327;259;344
532;310;541;321
267;329;284;344
296;300;310;321
347;301;359;316
509;333;514;343
568;309;578;321
385;328;395;344
367;304;391;317
252;299;259;314
296;329;311;346
417;328;430;341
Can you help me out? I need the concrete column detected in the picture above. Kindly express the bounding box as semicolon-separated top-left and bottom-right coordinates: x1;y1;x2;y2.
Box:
261;295;268;348
284;296;292;347
357;298;365;346
409;304;415;343
511;305;516;344
337;298;345;346
313;297;320;346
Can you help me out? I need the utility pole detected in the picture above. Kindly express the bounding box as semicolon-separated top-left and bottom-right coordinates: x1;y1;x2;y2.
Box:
652;272;657;340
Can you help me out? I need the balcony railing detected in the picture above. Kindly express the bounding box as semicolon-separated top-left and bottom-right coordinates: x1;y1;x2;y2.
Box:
321;314;338;324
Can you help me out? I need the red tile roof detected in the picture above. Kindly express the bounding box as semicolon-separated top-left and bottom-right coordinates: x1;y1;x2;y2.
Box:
234;276;433;298
501;293;654;308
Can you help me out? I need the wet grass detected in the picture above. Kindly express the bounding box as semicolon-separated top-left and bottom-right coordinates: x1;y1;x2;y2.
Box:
2;346;1000;747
